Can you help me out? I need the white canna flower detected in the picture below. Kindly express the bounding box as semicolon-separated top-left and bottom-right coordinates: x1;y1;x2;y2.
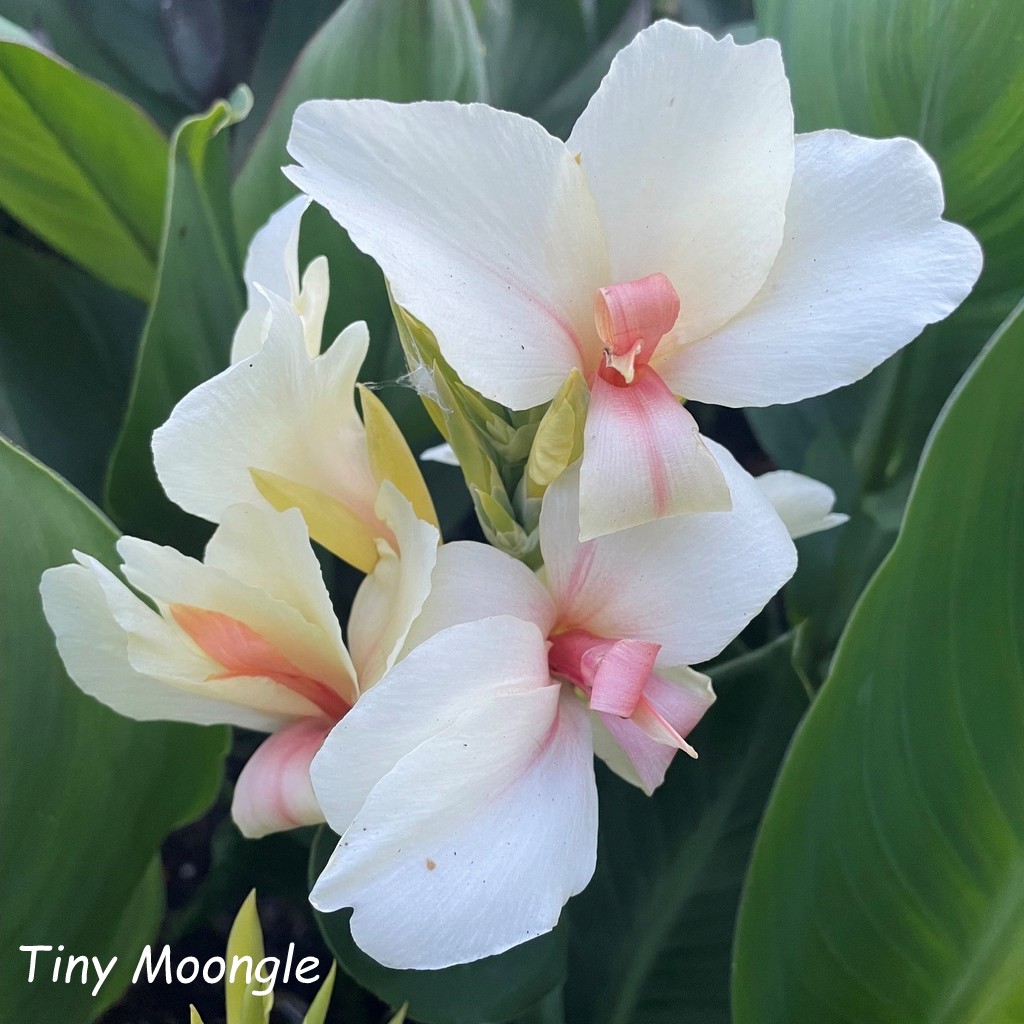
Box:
153;208;437;575
756;470;849;539
286;20;982;541
40;489;437;839
309;443;796;969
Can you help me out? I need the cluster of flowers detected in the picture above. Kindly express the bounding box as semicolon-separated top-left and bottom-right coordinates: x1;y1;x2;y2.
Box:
41;23;979;971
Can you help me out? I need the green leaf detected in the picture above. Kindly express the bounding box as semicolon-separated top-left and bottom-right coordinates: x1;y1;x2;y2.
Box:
564;636;808;1024
106;88;249;549
733;300;1024;1023
0;233;143;503
0;40;168;298
308;826;568;1024
302;962;338;1024
0;437;228;1021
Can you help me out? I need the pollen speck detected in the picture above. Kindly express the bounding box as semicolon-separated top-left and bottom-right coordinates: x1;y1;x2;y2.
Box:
426;858;437;871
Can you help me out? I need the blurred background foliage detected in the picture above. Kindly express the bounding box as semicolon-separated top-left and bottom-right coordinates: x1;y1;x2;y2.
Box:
1;0;1022;1022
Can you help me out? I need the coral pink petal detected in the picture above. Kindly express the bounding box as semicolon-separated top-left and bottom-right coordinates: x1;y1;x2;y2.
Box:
599;713;679;794
595;273;680;373
579;365;731;539
232;718;333;838
171;604;350;720
587;638;661;717
643;670;716;739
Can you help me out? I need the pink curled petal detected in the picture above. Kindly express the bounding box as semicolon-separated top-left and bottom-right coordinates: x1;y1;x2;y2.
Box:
594;273;681;373
597;713;679;795
232;718;333;839
579;366;731;540
642;668;716;743
588;638;661;717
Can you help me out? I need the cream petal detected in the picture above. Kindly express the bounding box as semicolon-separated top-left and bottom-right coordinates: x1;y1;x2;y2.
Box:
541;444;796;665
311;686;596;969
568;21;794;342
153;311;379;545
232;718;332;838
578;367;731;540
348;483;440;690
657;130;984;406
40;560;296;731
287;98;609;408
756;470;849;539
401;541;558;655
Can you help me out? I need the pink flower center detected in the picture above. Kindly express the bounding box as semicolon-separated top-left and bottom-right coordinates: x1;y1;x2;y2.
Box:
594;273;680;386
547;628;662;718
171;604;351;721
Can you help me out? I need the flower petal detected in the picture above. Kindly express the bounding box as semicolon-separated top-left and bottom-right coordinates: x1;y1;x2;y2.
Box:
542;443;796;665
40;560;295;731
348;483;440;690
756;470;849;539
311;616;551;842
592;714;676;795
311;686;596;969
287;99;609;408
117;510;356;706
153;309;381;568
232;718;331;839
657;130;984;406
568;21;794;342
579;366;731;539
419;442;459;466
401;541;558;655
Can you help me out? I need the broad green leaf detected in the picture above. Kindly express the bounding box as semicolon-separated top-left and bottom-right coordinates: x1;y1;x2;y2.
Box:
733;301;1024;1023
106;88;249;550
0;437;228;1022
0;40;167;298
564;636;807;1024
0;0;193;128
308;826;568;1024
749;0;1024;667
0;233;143;503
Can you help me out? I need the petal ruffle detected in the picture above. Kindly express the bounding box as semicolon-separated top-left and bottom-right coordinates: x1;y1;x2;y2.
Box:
542;444;796;666
287;99;609;408
311;685;596;969
657;130;984;406
579;367;731;539
232;718;332;839
568;21;794;343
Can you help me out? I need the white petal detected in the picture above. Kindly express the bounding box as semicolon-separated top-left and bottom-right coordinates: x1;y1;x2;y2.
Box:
231;196;309;363
311;686;596;969
568;21;794;343
232;718;331;838
40;561;292;731
419;442;460;466
578;367;731;539
401;541;558;655
658;130;984;406
154;313;377;533
311;616;551;841
348;483;440;690
287;99;609;409
756;470;849;539
541;443;796;665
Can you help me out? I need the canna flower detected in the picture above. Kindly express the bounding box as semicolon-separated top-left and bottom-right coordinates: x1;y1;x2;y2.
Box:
286;20;982;541
756;470;849;540
309;443;796;968
153;199;437;574
40;490;437;839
